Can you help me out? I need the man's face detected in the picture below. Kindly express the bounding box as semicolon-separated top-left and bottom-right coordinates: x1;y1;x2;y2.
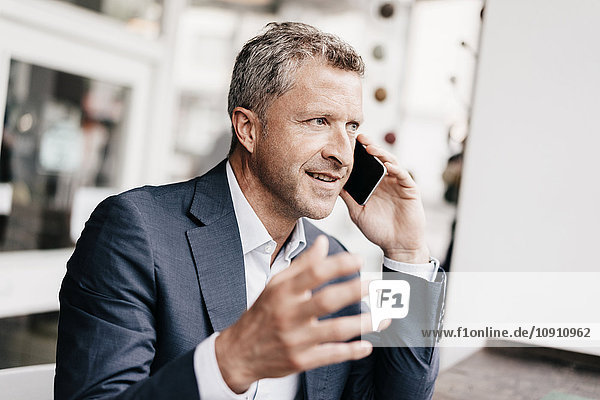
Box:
250;59;363;220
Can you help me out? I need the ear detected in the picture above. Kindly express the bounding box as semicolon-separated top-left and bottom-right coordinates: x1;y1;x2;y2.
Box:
231;107;261;153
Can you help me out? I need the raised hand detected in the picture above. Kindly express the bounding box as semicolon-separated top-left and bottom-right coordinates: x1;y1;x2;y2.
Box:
215;235;373;393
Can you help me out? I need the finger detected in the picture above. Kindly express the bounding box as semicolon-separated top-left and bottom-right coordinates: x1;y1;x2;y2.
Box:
296;277;363;320
292;235;329;271
356;133;373;146
355;134;398;165
364;143;398;165
283;314;369;349
290;251;362;294
271;235;329;284
384;162;417;188
339;189;363;214
296;341;373;371
360;279;370;299
300;314;373;347
377;318;392;332
309;313;374;343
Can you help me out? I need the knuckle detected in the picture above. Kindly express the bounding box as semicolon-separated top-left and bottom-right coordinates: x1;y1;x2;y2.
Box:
337;254;359;271
268;273;283;286
275;279;292;295
270;280;292;303
328;323;342;340
262;282;281;300
324;345;345;364
329;322;345;340
287;355;304;371
272;309;290;331
277;331;296;351
348;279;362;296
286;334;303;350
309;264;325;281
313;292;333;313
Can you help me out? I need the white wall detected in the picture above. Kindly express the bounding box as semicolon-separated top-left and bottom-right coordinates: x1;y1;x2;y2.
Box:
442;0;600;368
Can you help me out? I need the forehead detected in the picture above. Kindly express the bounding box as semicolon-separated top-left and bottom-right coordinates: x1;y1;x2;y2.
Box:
274;60;363;121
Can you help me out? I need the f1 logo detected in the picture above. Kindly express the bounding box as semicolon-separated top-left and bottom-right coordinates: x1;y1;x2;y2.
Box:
369;280;411;331
376;288;406;308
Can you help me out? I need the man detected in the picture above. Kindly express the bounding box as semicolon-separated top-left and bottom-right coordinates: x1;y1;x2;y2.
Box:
55;22;445;399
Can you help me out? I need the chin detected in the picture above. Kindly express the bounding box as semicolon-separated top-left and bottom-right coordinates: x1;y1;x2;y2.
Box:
300;199;337;220
305;211;330;220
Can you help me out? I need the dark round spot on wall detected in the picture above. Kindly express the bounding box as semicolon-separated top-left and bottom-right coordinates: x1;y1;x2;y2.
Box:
380;2;395;19
374;87;387;102
372;45;385;60
384;132;396;145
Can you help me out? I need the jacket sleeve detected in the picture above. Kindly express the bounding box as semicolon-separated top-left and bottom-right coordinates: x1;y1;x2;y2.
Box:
54;194;200;400
342;269;446;400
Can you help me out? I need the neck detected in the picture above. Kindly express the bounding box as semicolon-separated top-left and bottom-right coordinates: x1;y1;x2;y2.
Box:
229;151;297;250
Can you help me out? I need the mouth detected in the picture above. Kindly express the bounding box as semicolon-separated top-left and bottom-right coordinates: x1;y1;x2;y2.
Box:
306;171;343;183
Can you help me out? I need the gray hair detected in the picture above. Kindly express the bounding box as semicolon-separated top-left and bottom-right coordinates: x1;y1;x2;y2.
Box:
227;22;365;154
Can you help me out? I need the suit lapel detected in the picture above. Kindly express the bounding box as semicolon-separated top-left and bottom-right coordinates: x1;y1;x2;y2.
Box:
186;161;247;332
303;351;349;400
304;367;328;400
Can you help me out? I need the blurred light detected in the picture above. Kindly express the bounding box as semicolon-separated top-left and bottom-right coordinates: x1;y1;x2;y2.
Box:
449;122;468;143
17;113;33;133
210;0;273;6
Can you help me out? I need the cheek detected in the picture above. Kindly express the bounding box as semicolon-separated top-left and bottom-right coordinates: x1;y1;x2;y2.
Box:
281;143;316;168
261;127;325;170
302;145;329;166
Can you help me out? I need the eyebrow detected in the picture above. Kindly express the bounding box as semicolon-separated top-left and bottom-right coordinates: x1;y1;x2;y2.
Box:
300;110;363;123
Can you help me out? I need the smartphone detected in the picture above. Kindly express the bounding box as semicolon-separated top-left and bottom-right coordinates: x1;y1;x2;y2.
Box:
344;143;387;205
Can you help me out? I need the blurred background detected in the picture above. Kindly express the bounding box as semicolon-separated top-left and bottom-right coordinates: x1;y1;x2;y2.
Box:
0;0;598;399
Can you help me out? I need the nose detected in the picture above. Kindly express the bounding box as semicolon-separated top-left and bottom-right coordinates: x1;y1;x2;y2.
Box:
321;124;354;168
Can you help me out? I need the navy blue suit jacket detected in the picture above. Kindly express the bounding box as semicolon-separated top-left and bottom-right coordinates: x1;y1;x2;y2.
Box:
55;160;443;399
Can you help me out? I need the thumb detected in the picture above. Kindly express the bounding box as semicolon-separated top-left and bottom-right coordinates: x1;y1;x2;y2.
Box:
340;189;362;218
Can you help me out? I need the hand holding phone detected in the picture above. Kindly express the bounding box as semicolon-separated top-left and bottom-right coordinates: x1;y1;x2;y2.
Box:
343;143;387;205
341;135;430;264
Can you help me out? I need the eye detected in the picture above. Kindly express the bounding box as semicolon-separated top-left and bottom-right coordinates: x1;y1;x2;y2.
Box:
347;122;359;132
312;117;327;126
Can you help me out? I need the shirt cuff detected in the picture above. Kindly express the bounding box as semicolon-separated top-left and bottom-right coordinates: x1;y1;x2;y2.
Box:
194;332;257;399
383;256;439;282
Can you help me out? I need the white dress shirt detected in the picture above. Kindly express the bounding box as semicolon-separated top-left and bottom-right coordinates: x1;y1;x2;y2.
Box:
193;161;438;399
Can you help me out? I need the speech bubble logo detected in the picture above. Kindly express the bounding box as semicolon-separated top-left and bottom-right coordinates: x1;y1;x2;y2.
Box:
368;279;410;331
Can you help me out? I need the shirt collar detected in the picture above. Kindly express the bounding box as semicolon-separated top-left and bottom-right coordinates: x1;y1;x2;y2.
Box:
284;216;306;262
226;160;306;257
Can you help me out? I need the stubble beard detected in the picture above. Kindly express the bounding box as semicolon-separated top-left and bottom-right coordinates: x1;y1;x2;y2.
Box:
251;122;343;221
251;152;337;222
251;148;321;222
